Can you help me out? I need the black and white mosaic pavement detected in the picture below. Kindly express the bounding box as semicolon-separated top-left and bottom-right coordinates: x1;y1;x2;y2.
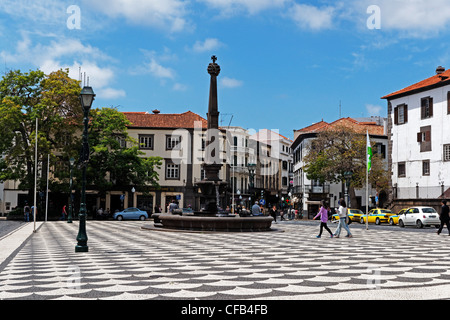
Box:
1;221;450;300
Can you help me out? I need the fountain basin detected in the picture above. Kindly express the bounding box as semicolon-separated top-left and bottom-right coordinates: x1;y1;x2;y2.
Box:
153;214;273;232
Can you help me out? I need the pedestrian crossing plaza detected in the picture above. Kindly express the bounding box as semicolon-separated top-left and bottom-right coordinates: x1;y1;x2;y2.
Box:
1;220;450;300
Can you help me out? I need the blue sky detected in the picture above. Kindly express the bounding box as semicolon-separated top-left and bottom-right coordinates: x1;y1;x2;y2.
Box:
2;0;450;139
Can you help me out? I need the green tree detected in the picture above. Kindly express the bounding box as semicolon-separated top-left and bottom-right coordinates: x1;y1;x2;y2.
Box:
303;125;389;208
0;69;82;200
85;107;162;194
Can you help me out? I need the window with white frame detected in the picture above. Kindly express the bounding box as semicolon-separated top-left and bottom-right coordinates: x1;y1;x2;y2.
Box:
422;160;430;176
166;135;181;150
394;104;408;125
139;135;154;150
398;162;406;177
166;163;180;179
444;144;450;161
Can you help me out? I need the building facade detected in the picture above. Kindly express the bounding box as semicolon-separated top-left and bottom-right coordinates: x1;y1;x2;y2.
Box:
291;117;388;218
382;66;450;212
123;110;228;213
250;129;293;207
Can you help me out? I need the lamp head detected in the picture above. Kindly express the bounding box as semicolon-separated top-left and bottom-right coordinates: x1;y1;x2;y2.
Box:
80;86;95;111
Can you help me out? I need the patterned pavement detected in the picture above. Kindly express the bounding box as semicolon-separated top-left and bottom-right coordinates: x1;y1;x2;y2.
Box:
1;220;450;300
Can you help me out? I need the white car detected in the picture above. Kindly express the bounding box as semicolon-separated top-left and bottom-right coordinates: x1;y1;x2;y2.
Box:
398;206;440;228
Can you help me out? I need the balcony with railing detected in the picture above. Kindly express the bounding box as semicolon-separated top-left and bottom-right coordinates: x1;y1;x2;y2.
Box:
291;184;330;195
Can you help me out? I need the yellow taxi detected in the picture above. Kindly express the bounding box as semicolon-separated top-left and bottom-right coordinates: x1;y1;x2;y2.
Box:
331;209;365;224
388;208;408;225
360;208;395;225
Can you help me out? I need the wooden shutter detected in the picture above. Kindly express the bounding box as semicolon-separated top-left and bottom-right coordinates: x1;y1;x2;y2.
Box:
425;130;431;142
421;98;426;119
447;92;450;114
404;104;408;123
394;106;398;125
417;132;422;142
429;97;433;117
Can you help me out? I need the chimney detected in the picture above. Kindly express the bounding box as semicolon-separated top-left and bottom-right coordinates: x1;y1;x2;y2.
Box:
152;109;160;114
436;66;445;75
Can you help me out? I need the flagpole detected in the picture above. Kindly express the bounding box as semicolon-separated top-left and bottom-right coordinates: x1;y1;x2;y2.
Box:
45;153;49;222
366;130;370;231
33;118;38;233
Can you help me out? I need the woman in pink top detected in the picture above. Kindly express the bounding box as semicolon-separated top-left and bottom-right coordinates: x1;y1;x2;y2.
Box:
313;200;333;238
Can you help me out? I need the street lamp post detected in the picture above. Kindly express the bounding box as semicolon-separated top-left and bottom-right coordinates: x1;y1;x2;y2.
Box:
288;191;292;217
344;171;353;208
75;86;95;253
68;157;75;224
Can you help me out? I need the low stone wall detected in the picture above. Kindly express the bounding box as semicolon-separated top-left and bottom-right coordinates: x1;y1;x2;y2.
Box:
391;199;443;214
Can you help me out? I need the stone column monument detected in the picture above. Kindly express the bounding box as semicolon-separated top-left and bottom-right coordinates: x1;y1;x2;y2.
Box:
196;56;228;215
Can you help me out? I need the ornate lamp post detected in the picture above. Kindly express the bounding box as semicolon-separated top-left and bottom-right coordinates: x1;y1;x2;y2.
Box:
344;171;353;208
75;86;95;253
68;157;75;223
247;163;256;203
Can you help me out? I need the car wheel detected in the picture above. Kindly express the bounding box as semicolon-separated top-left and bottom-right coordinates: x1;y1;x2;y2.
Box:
416;220;423;229
375;218;380;225
360;217;365;224
139;215;145;221
389;218;394;225
399;220;405;228
117;215;123;221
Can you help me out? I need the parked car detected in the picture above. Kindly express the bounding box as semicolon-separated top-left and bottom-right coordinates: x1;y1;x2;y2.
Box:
113;207;148;221
389;208;408;225
398;207;440;228
360;208;394;225
331;209;364;224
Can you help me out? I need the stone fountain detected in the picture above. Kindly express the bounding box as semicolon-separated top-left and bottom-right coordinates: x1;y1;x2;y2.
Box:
153;56;273;232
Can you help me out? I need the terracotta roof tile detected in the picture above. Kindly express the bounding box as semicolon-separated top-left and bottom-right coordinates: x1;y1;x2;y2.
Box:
382;68;450;100
123;111;208;129
296;120;328;133
295;117;385;136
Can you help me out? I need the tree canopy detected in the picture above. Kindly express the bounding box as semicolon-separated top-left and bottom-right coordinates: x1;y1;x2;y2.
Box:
303;125;389;206
0;69;82;195
0;69;161;202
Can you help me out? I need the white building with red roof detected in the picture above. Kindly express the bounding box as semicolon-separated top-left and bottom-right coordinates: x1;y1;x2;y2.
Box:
382;66;450;211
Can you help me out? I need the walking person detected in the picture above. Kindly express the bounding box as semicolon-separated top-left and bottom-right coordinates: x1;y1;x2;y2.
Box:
60;205;67;221
334;198;352;238
24;202;30;222
269;205;278;223
313;200;333;238
437;199;450;236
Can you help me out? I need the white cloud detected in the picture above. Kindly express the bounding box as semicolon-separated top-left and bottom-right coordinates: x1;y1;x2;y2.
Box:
84;0;190;32
221;77;243;88
1;33;123;99
97;88;127;99
148;58;175;79
289;3;335;31
200;0;287;15
0;0;66;25
352;0;450;37
191;38;224;53
366;104;383;116
173;83;188;91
